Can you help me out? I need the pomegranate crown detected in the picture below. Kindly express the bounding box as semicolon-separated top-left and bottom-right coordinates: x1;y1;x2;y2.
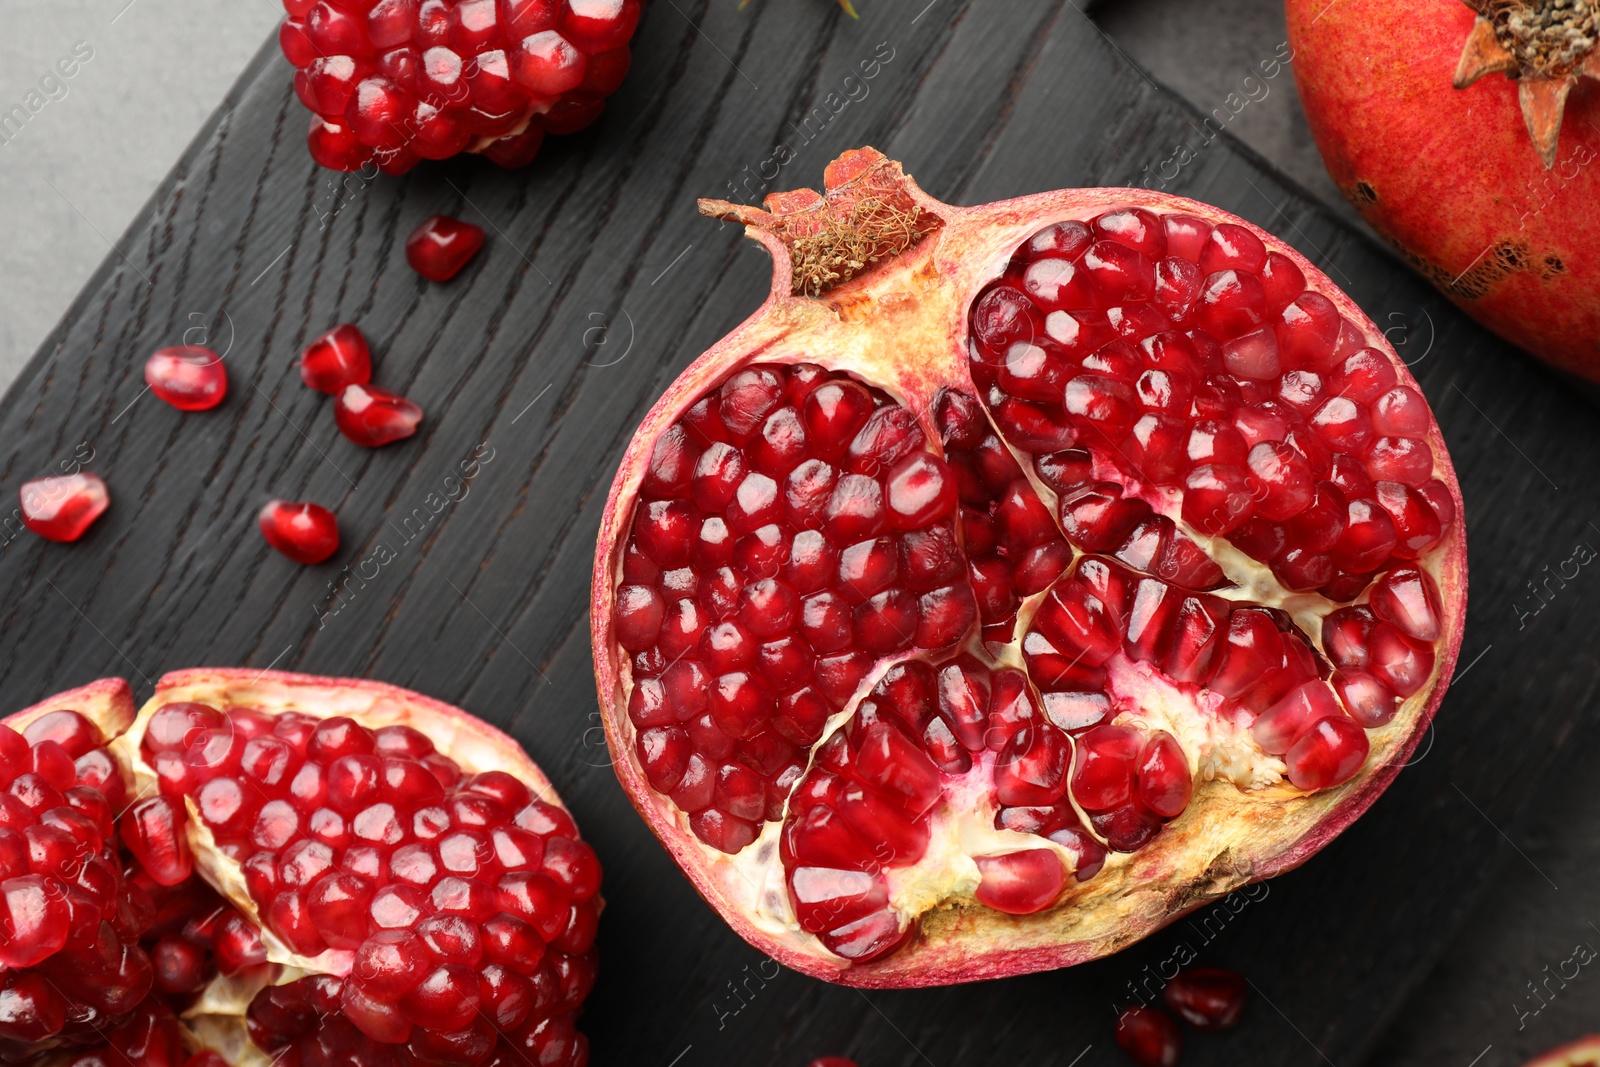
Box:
1455;0;1600;167
698;147;943;297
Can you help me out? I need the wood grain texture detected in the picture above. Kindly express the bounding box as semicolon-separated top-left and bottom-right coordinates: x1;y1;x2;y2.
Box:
2;1;1597;1063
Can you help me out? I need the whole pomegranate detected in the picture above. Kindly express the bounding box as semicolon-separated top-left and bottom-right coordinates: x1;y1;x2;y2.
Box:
592;148;1466;986
1288;0;1600;381
0;671;598;1066
278;0;641;174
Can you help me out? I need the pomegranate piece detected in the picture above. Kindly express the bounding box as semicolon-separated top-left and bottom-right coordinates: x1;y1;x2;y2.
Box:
1163;964;1248;1030
259;499;341;564
406;214;486;282
334;382;423;447
0;672;598;1066
145;346;227;411
299;323;372;394
19;473;109;543
1114;1006;1182;1067
595;149;1465;987
281;0;641;173
1520;1037;1600;1067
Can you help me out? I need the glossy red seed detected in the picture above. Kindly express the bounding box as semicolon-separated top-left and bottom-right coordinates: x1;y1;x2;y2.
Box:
19;473;110;542
405;215;486;281
1163;965;1248;1030
299;323;372;394
146;346;227;411
973;849;1066;914
259;500;341;564
1115;1005;1182;1067
335;382;423;446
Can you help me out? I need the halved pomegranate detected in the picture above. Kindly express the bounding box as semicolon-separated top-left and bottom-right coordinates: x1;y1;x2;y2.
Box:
592;149;1466;986
0;671;598;1066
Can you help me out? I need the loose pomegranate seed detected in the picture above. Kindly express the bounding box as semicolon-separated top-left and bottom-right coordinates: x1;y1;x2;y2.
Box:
19;473;110;543
1115;1005;1182;1067
145;346;227;411
299;324;372;394
1163;964;1248;1029
808;1059;860;1067
259;499;341;564
405;215;486;282
335;383;423;447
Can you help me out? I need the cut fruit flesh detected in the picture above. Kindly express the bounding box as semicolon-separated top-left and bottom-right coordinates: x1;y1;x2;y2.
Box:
0;672;596;1067
594;149;1466;987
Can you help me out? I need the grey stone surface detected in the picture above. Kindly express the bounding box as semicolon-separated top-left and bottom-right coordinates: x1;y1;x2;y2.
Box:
0;0;280;388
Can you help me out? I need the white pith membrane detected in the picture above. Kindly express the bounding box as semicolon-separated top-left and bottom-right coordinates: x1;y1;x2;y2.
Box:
106;670;590;1066
595;150;1465;984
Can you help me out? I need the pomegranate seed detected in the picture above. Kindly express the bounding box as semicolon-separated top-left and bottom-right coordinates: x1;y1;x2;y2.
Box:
335;382;423;446
1285;715;1368;790
405;214;485;282
1369;565;1443;642
145;345;227;411
974;849;1066;914
1115;1005;1182;1067
259;499;341;564
1163;965;1248;1029
19;473;110;542
299;323;372;394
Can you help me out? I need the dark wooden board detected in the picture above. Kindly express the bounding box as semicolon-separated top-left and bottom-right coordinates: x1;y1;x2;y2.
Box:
5;1;1599;1063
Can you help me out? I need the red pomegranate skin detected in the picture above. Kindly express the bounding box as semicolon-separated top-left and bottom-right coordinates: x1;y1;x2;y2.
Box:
1288;0;1600;381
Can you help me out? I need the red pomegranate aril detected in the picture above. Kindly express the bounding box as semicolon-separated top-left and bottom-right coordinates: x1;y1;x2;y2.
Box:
1370;565;1443;642
1285;715;1369;789
145;346;227;411
1163;965;1248;1030
299;323;373;394
974;849;1066;914
1115;1005;1182;1067
19;473;110;543
259;500;341;564
335;383;423;447
406;215;485;282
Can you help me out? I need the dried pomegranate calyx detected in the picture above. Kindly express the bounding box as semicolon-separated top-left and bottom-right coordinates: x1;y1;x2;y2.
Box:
1454;0;1600;166
595;148;1465;987
699;148;944;297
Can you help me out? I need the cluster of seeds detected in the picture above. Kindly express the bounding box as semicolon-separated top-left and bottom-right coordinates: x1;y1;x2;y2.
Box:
130;704;597;1067
617;363;977;853
279;0;641;173
971;210;1454;598
0;710;150;1059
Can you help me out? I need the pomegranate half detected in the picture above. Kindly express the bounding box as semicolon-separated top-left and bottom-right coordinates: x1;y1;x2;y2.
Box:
1288;0;1600;382
0;671;598;1066
592;148;1466;986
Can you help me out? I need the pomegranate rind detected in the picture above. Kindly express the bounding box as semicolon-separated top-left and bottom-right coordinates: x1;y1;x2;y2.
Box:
0;676;136;740
593;151;1467;987
1524;1036;1600;1067
1287;0;1600;382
